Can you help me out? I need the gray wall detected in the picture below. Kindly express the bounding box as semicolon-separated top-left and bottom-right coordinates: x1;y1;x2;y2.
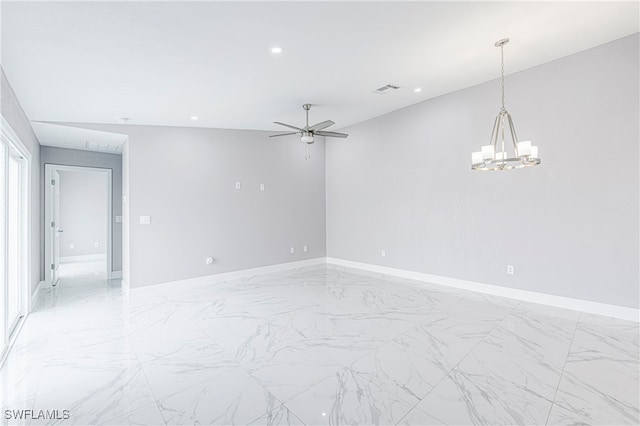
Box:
327;34;639;309
0;68;41;291
58;170;108;257
40;147;122;273
67;124;327;288
127;126;326;288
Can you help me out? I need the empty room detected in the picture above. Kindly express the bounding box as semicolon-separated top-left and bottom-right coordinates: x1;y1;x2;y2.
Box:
0;1;638;425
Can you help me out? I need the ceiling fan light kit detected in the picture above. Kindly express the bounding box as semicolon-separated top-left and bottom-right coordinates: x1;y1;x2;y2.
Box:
301;133;314;144
270;103;349;145
471;38;541;171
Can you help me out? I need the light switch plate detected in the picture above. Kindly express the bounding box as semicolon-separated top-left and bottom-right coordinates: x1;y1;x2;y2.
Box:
115;215;123;223
235;182;241;190
140;216;151;225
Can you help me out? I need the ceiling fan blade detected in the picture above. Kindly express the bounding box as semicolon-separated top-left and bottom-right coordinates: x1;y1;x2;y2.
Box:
315;131;348;138
273;121;304;132
269;132;300;138
308;120;335;132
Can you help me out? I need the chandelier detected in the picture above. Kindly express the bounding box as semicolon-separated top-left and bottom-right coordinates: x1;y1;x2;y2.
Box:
472;38;540;171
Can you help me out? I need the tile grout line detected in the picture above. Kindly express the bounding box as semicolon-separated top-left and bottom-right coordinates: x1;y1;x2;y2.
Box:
75;276;166;426
393;300;519;425
122;329;169;426
430;301;517;374
403;304;520;416
544;311;581;425
270;280;465;416
192;315;299;423
211;272;427;422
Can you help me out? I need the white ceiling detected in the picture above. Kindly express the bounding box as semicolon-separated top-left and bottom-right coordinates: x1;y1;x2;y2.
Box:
2;1;638;150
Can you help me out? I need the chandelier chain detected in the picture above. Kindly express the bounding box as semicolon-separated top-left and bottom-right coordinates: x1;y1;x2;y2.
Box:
500;44;505;111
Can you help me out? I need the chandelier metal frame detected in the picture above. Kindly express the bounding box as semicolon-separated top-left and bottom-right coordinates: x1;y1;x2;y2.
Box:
471;38;540;171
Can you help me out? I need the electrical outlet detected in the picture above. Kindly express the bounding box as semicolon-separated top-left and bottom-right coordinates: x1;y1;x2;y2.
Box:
205;257;214;265
290;246;295;255
381;249;386;257
140;216;151;225
94;242;100;248
303;245;308;253
507;265;514;275
69;243;75;249
260;183;265;191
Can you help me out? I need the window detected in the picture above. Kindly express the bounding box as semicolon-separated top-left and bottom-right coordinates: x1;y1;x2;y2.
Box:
0;117;30;363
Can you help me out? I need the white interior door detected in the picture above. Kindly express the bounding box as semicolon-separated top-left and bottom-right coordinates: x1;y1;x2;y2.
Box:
50;169;61;286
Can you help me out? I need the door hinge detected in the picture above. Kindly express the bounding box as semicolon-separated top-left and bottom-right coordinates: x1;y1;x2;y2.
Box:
51;264;55;270
51;179;56;185
51;221;55;228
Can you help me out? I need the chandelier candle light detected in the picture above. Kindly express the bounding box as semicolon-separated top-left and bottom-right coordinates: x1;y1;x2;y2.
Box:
471;38;540;171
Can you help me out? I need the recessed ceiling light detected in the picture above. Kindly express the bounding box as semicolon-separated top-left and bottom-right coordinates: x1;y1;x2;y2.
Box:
271;46;283;54
190;116;199;121
414;87;422;93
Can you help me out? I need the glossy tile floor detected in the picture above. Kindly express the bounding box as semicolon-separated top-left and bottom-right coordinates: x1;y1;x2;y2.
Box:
2;260;639;425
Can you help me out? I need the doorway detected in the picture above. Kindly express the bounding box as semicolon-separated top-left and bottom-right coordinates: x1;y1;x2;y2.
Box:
0;117;31;362
44;165;112;286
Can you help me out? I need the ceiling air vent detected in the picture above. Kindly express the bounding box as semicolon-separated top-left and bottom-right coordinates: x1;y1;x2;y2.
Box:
85;140;123;153
373;84;400;94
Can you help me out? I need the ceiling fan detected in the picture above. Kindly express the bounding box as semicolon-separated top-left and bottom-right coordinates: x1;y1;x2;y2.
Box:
270;104;348;144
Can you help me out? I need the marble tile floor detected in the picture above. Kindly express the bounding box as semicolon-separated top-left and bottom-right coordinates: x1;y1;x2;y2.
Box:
1;261;638;425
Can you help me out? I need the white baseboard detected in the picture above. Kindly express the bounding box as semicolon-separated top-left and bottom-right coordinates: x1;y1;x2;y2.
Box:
30;280;45;312
129;258;326;295
0;313;27;370
121;278;130;297
326;257;640;322
110;270;122;279
124;256;638;322
206;258;326;282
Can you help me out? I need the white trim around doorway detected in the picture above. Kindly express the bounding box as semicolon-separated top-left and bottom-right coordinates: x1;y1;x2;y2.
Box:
44;164;113;286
